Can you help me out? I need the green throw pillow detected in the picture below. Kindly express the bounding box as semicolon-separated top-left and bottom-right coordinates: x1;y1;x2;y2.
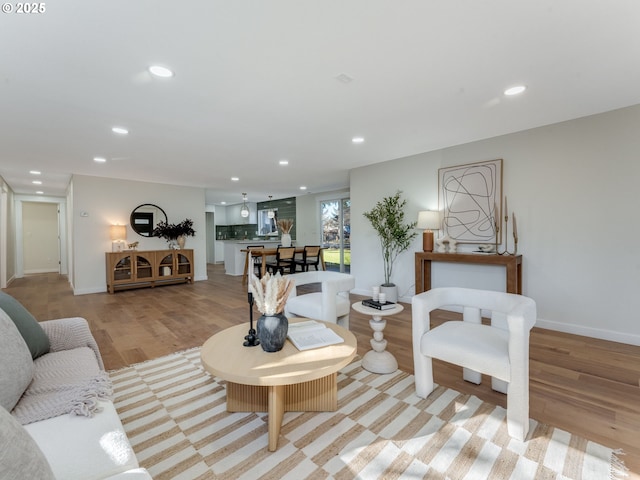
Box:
0;292;49;359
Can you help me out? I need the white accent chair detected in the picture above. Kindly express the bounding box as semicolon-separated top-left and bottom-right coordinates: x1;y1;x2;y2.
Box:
284;271;356;329
412;287;537;440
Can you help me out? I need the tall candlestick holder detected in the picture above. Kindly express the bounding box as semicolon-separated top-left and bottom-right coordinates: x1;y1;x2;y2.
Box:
499;211;510;254
243;292;260;347
498;212;518;255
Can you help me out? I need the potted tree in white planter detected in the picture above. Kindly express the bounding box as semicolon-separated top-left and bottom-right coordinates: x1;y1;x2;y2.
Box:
363;191;417;303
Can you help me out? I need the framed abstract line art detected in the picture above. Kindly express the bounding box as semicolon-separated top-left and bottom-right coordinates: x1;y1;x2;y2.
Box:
438;159;502;244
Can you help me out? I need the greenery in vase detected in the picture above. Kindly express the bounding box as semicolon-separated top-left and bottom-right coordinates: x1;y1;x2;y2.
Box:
363;191;417;286
152;218;196;240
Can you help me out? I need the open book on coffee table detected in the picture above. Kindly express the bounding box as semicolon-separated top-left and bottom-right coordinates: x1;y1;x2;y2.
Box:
287;320;344;351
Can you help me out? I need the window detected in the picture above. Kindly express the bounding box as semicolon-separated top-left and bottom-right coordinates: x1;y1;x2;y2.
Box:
257;208;278;235
320;197;350;273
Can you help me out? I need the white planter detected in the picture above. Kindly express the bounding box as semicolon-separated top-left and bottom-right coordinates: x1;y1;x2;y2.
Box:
380;284;398;303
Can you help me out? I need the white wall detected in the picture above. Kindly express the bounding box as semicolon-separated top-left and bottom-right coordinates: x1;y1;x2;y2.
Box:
0;177;16;287
351;104;640;345
66;181;74;288
71;175;208;294
225;202;257;225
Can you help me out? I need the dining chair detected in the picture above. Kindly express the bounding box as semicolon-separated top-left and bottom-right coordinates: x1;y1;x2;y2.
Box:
265;246;296;275
412;287;537;440
294;245;321;272
246;245;264;278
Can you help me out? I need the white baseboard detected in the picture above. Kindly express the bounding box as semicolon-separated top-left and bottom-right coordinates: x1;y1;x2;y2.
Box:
352;288;414;304
74;277;207;296
534;318;640;346
73;286;107;295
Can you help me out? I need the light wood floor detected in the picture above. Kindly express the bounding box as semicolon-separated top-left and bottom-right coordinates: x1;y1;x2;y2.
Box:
4;264;639;476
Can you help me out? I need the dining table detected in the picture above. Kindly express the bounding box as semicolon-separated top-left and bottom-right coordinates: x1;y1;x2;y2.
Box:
241;246;326;285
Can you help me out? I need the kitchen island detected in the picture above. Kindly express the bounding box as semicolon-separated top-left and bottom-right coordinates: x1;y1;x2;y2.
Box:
223;239;281;276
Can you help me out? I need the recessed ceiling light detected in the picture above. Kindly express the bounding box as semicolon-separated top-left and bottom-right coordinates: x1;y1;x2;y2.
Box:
279;160;289;165
112;127;129;135
504;85;526;96
32;180;42;185
36;191;44;194
352;137;365;144
149;65;174;78
299;186;307;190
30;170;41;175
94;157;107;163
221;201;227;205
231;177;239;182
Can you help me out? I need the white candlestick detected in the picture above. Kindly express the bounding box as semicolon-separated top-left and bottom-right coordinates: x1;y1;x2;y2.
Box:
513;213;518;240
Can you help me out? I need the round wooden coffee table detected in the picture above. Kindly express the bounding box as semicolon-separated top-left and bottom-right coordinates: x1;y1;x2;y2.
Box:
200;320;357;451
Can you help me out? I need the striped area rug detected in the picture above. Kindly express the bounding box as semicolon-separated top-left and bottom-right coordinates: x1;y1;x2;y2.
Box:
110;348;626;480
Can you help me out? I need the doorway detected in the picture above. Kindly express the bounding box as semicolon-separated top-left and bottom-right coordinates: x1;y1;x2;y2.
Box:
22;202;60;274
320;197;350;273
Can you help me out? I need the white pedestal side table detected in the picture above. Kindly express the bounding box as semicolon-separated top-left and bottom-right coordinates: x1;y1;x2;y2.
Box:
352;302;404;374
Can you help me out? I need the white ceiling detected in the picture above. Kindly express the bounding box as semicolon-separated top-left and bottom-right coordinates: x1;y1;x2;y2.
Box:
1;1;639;206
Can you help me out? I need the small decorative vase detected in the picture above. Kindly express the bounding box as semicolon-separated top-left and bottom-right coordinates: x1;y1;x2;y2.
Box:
256;313;288;352
281;233;292;247
177;235;186;249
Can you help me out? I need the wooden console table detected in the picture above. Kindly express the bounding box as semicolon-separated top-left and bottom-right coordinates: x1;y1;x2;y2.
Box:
106;249;193;293
415;252;523;294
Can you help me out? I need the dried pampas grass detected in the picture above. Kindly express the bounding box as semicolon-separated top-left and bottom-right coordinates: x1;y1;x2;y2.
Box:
248;272;294;315
277;218;293;234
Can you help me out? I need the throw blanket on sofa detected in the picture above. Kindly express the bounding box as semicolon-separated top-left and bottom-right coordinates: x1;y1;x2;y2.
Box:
12;347;113;425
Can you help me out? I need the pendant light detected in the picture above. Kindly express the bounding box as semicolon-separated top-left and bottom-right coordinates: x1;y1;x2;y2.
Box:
267;195;275;219
240;193;250;218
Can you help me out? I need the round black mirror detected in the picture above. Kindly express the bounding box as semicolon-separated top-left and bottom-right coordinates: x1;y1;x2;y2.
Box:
130;204;168;237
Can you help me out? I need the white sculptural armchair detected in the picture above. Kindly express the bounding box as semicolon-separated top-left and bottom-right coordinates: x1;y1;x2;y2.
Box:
284;271;356;329
412;287;537;440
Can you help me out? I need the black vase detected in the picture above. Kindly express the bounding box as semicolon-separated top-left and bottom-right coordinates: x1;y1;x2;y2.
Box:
256;313;288;352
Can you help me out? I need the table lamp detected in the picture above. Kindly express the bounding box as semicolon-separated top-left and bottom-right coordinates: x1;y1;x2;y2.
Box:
110;224;127;252
417;211;440;252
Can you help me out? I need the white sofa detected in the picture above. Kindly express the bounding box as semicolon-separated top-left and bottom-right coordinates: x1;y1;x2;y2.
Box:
0;292;150;480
